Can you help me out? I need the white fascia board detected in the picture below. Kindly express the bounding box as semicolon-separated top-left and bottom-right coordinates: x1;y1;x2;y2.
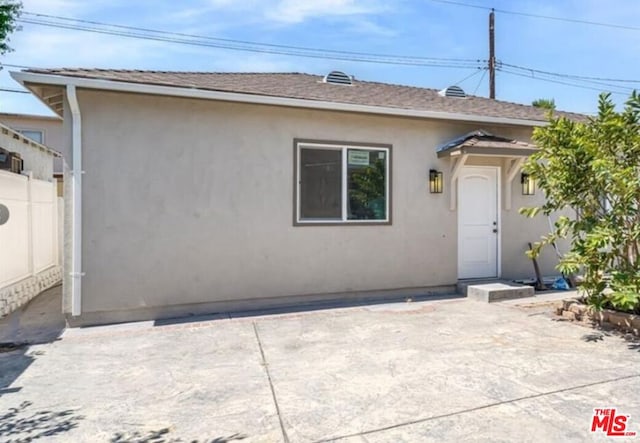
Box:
11;71;547;127
15;78;66;119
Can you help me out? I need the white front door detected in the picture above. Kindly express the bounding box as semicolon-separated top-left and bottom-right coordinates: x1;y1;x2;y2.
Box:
458;167;499;279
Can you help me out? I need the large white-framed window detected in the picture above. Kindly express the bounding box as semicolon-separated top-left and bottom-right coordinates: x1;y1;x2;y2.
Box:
294;139;391;225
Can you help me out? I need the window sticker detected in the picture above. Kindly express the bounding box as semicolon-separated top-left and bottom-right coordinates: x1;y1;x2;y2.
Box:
348;150;370;166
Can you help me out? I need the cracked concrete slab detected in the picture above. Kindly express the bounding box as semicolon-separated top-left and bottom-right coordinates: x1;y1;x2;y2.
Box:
339;375;640;443
254;300;640;442
0;297;638;442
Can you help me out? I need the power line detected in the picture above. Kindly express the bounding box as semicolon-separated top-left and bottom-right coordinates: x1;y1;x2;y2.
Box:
498;64;635;93
13;10;637;100
427;0;488;11
0;87;30;94
23;11;479;63
0;63;32;69
453;67;484;86
431;2;640;97
18;18;481;68
501;63;640;84
426;0;640;32
472;69;487;95
498;68;631;95
17;13;484;69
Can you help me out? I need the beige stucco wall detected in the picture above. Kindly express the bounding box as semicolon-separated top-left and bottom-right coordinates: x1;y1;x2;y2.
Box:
72;88;562;320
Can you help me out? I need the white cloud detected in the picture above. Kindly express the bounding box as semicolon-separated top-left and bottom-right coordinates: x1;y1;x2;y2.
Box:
266;0;383;24
206;0;243;6
179;0;386;25
6;24;164;68
22;0;81;14
346;19;396;37
21;0;109;16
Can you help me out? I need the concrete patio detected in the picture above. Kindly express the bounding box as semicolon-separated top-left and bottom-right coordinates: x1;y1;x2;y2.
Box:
0;292;639;442
0;284;65;346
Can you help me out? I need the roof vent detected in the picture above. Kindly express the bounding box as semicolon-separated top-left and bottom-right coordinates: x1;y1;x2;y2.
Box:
439;85;466;98
323;71;353;86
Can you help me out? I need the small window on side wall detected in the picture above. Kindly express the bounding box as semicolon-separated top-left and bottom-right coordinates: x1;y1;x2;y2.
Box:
18;130;44;144
295;140;391;225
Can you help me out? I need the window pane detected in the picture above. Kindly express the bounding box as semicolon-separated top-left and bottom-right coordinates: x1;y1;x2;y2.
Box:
300;148;342;219
19;130;43;144
347;149;387;220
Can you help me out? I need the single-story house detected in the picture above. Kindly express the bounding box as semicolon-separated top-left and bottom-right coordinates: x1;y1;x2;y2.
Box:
10;68;583;326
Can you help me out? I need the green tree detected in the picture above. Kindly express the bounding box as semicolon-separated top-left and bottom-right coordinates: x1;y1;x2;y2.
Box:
0;1;21;56
521;92;640;313
532;98;556;111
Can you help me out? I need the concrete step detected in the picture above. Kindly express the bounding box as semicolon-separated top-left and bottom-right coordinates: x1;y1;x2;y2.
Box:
458;279;535;303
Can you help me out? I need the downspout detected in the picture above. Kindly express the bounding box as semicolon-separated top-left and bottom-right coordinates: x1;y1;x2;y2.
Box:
66;84;83;316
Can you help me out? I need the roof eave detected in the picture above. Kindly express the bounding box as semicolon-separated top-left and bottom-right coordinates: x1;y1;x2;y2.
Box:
11;74;66;118
11;71;549;128
437;145;538;158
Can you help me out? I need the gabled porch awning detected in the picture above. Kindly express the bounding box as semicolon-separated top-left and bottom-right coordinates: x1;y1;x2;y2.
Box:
436;130;537;211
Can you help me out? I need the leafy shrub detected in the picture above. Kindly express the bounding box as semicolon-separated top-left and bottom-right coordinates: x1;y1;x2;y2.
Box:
521;92;640;314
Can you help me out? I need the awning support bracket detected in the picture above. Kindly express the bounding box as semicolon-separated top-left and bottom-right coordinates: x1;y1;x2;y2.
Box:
504;157;525;211
449;153;469;211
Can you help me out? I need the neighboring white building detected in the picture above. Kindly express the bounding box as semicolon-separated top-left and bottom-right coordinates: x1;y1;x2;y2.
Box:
0;123;62;317
0;112;64;195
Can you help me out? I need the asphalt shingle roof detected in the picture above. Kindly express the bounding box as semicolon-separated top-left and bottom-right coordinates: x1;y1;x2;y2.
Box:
24;69;585;123
436;130;537;152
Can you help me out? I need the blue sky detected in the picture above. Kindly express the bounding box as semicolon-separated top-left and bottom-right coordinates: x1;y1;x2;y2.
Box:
1;0;639;116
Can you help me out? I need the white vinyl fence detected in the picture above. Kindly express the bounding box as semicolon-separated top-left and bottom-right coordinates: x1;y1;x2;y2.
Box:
0;170;61;316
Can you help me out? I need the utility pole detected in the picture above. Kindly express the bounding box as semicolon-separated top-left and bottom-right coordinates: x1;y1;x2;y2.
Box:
489;8;496;99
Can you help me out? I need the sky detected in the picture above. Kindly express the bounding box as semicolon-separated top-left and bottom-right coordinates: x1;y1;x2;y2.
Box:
1;0;639;117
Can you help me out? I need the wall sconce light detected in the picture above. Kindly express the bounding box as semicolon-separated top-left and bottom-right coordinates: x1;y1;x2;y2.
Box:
521;173;535;195
429;169;443;194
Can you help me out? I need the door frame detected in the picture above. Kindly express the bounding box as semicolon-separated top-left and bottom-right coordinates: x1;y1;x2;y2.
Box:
457;165;502;279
